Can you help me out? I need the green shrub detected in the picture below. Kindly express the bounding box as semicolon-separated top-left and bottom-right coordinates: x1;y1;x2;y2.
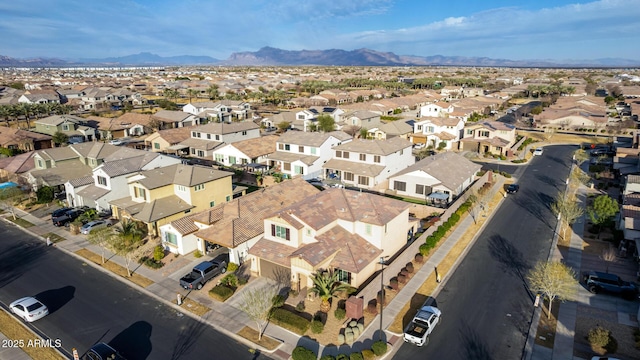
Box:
320;356;336;360
292;346;317;360
153;245;165;261
361;349;375;360
272;294;285;308
334;307;346;320
336;355;349;360
419;243;430;256
193;250;203;258
311;319;324;334
271;308;310;335
226;262;239;272
450;213;460;223
349;352;363;360
209;285;234;301
296;301;306;312
220;273;238;288
371;341;387;356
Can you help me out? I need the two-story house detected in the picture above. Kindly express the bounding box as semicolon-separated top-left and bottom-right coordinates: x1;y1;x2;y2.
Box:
79;87;116;111
24;142;123;192
179;121;260;159
158;178;320;259
151;110;199;129
248;187;414;290
144;127;193;155
183;100;252;123
419;102;454;118
458;121;516;156
0;127;52;151
368;121;414;140
212;135;278;167
411;117;464;150
322;137;414;190
109;164;235;237
32;115;97;143
388;152;481;204
18;91;61;104
64;152;182;211
339;110;382;132
268;131;352;180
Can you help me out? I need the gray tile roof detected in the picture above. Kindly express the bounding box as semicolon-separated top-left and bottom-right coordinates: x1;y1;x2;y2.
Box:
392;152;481;191
267;151;319;166
332;136;412;155
133;164;233;189
277;131;352;147
133;195;194;223
322;158;385;177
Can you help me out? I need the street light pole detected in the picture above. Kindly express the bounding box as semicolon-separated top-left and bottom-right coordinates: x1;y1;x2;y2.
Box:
379;256;386;341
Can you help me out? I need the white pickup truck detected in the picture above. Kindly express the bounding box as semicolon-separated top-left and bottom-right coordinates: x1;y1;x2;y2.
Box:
403;305;441;346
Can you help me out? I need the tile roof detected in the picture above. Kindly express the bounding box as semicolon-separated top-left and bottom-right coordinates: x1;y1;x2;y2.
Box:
0;151;35;174
178;137;223;151
322;158;385;177
152;110;192;122
248;237;295;267
133;164;232;189
225;135;278;159
76;184;110;201
267;151;319;166
392;152;482;191
379;121;413;135
147;127;193;145
277;131;352;147
332;136;412;155
177;178;320;246
133;195;194;223
195;121;259;134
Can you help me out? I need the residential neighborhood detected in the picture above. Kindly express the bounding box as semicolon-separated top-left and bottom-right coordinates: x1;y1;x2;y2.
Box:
2;64;640;360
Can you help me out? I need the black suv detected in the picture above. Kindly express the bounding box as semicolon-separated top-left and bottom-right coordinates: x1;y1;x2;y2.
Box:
52;208;86;227
583;271;638;299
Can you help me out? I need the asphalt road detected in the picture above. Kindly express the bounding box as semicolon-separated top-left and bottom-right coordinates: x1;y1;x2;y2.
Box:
0;222;269;360
394;145;576;360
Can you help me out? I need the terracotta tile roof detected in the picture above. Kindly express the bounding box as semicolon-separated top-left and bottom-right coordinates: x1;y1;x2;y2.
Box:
248;237;294;267
0;151;35;174
176;178;320;246
268;151;319;166
226;135;278;159
332;137;412;155
149;127;193;145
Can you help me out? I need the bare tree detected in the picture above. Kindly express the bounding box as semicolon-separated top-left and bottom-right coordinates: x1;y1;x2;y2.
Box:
527;261;578;319
0;186;24;220
600;245;617;273
238;285;278;340
110;221;145;277
551;192;584;242
87;226;115;264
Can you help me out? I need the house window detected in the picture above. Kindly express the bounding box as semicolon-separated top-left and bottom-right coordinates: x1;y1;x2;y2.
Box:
344;172;354;181
306;228;312;236
283;162;291;171
284;144;290;151
365;224;372;235
210;201;215;207
229;156;237;164
192;131;197;137
191;148;196;155
336;268;352;284
271;224;290;240
480;131;489;137
215;154;224;162
278;143;284;150
417;125;422;131
165;232;178;245
427;126;434;133
342;151;350;159
194;184;205;192
299;146;304;153
196;132;201;138
37;159;43;168
242;131;247;135
294;165;304;175
466;129;473;135
62;124;69;131
335;151;342;158
154;142;160;149
358;176;369;186
373;155;380;163
359;154;366;161
394;181;406;191
310;147;316;155
197;150;205;157
177;185;186;192
226;195;231;201
215;135;220;141
97;176;107;186
416;184;424;195
134;187;147;200
207;134;211;139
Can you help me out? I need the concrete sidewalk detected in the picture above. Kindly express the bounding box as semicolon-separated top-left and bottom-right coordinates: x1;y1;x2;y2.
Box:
3;174;507;360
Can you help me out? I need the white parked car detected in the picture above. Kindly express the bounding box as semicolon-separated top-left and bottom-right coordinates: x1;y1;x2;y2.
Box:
80;220;107;235
108;139;124;146
533;148;544;156
10;297;49;322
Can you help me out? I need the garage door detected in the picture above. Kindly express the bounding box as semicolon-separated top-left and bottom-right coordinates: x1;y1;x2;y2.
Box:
260;259;290;286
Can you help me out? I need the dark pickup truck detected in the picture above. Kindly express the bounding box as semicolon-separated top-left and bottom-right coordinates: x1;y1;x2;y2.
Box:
180;260;227;290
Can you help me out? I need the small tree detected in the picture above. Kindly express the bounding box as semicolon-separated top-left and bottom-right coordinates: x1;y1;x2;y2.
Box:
238;285;278;340
310;270;353;313
110;221;145;277
587;195;618;237
551;192;584;242
87;226;115;264
527;261;578;318
36;185;54;203
277;121;291;132
0;185;24;220
52;131;69;146
317;114;335;132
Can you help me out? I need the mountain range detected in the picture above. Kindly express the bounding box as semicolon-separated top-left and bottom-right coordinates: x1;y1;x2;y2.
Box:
1;47;638;68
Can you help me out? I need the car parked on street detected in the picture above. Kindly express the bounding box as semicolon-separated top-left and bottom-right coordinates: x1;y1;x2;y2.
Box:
533;148;544;156
82;342;126;360
582;271;638;299
10;297;49;322
506;184;520;194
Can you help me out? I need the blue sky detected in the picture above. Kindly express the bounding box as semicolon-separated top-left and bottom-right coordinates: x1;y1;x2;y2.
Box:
1;0;639;61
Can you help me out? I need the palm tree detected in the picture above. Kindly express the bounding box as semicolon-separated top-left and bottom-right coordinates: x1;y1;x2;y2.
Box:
206;84;219;100
186;89;198;103
309;269;353;313
0;106;11;127
111;220;145;277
